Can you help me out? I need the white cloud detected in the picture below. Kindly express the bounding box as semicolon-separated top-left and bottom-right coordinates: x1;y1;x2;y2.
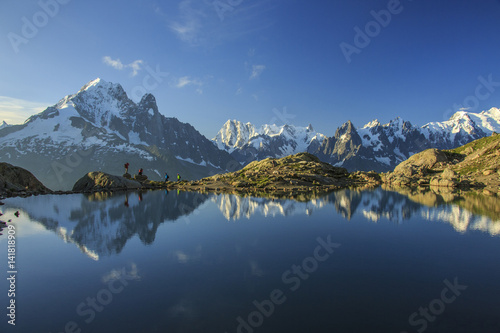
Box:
164;0;278;47
102;56;144;77
168;0;204;45
0;96;48;125
102;56;124;70
250;65;266;80
128;60;144;77
175;76;203;88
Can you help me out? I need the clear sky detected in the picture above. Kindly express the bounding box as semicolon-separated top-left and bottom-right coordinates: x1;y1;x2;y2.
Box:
1;0;499;138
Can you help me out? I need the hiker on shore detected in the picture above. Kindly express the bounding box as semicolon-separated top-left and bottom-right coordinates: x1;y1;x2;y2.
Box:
138;168;143;176
177;173;181;181
165;172;169;183
124;162;129;173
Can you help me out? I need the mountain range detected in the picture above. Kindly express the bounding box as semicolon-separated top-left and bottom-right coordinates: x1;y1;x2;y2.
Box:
213;108;500;171
1;78;499;190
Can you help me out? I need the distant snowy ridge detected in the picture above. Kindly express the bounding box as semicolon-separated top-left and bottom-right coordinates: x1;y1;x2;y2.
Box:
215;107;500;171
213;120;326;163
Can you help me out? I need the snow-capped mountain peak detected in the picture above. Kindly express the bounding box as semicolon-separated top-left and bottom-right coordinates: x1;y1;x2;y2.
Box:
0;121;10;129
0;78;235;190
77;78;124;95
362;119;381;128
79;77;104;91
213;120;326;162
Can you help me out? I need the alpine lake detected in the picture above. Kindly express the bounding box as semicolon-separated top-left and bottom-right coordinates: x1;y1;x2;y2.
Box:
1;187;499;333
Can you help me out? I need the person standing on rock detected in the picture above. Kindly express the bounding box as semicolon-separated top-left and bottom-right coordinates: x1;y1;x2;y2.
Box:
138;168;143;176
177;173;181;181
124;162;129;174
165;173;169;183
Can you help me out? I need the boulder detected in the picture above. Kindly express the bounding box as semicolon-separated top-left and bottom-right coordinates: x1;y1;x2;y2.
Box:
483;170;495;176
430;176;458;188
134;174;148;182
123;173;131;179
72;172;141;192
0;162;51;195
394;176;412;186
394;149;448;175
483;189;496;196
442;168;456;180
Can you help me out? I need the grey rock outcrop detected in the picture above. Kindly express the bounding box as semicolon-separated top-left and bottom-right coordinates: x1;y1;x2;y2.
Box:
72;172;141;192
430;168;459;188
394;149;448;176
383;149;449;186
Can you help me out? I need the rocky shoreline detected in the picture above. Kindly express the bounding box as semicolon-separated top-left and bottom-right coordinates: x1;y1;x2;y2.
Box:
380;133;500;196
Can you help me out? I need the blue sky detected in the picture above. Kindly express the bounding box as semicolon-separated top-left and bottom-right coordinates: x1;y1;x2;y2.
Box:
1;0;499;138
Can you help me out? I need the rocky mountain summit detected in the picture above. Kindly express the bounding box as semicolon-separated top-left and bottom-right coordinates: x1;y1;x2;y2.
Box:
213;120;325;164
0;78;236;190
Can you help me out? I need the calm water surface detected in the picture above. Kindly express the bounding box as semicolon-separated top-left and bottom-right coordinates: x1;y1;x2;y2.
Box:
1;188;499;333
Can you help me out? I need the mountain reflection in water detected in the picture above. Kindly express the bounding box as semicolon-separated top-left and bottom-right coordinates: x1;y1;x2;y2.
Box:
3;188;499;260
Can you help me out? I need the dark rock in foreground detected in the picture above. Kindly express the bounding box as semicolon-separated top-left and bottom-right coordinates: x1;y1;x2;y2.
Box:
0;162;52;197
72;172;142;192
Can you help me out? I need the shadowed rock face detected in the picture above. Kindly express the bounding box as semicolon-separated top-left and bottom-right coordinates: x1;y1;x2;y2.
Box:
0;162;52;195
72;172;141;192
